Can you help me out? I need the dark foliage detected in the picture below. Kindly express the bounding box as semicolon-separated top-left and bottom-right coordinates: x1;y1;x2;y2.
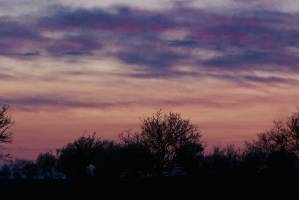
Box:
0;106;12;144
2;109;299;181
57;134;101;179
136;110;204;175
36;152;57;179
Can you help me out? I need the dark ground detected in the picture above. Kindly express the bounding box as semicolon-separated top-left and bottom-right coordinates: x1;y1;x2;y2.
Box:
0;176;298;199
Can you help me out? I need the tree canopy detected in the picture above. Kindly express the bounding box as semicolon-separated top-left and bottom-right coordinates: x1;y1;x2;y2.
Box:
0;106;13;144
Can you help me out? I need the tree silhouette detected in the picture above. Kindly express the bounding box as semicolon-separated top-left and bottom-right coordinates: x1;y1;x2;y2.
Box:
120;132;154;177
22;161;38;179
36;152;57;179
57;134;102;179
0;164;11;179
244;118;299;176
0;106;13;160
0;106;13;144
246;121;295;154
174;142;204;176
245;110;299;155
138;110;204;175
10;160;32;179
93;140;123;178
287;109;299;152
5;108;299;181
204;145;241;176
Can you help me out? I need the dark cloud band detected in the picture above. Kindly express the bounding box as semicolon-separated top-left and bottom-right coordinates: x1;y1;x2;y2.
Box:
0;4;298;80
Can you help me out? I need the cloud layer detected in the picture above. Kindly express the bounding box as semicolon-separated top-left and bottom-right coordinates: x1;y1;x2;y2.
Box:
0;1;299;79
1;0;299;159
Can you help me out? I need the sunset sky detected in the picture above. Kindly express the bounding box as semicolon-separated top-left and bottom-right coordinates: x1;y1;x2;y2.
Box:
1;0;299;159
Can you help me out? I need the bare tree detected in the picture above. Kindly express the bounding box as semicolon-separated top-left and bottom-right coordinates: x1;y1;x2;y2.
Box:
244;118;299;175
139;110;204;175
0;106;13;144
287;109;299;151
246;121;295;154
246;109;299;155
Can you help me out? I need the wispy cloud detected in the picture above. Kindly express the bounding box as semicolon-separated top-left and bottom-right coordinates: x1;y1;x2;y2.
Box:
0;2;298;81
1;0;299;159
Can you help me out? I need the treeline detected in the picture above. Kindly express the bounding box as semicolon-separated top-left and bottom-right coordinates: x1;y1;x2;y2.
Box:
1;109;299;180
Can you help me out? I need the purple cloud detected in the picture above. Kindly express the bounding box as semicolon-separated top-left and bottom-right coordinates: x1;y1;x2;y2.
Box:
0;4;298;82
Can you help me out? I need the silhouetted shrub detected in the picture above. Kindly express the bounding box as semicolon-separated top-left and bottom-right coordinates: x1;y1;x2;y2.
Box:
22;161;38;179
120;133;155;177
36;152;57;179
57;134;103;179
93;140;123;178
174;142;204;176
203;145;242;176
0;164;11;179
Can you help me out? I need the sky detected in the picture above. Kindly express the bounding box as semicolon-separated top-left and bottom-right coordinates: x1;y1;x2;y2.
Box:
1;0;299;159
